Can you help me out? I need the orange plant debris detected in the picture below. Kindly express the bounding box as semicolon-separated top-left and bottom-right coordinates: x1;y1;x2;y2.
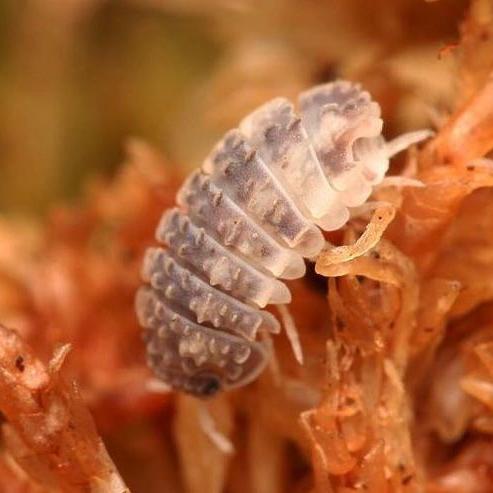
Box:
1;1;493;493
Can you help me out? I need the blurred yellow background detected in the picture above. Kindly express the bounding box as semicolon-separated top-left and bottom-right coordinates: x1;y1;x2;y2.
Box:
0;0;467;214
0;1;222;213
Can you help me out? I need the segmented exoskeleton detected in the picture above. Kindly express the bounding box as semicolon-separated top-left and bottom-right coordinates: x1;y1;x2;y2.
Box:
136;80;431;397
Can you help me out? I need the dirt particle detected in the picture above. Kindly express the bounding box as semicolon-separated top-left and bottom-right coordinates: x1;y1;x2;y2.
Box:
15;355;25;372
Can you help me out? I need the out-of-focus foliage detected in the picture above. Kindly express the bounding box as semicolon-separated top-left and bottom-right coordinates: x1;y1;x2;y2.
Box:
0;0;465;213
2;0;493;492
0;0;219;213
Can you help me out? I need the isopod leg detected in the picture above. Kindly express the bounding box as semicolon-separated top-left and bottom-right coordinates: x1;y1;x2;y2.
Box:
276;304;304;365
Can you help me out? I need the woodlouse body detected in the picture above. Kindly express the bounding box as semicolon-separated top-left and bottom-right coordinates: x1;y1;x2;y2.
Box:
136;80;430;397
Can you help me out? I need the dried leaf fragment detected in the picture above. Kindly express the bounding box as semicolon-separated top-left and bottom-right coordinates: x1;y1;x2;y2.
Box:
0;324;129;493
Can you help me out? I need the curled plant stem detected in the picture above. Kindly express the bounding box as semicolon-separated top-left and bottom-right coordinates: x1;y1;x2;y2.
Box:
315;204;395;274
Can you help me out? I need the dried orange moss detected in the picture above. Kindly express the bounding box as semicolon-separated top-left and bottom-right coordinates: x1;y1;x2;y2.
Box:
1;1;493;493
0;325;128;492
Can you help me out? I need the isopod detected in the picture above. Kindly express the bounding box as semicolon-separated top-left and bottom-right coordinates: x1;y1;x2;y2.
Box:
136;80;431;397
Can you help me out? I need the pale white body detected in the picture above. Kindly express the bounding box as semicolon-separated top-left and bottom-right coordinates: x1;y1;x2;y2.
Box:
136;80;431;397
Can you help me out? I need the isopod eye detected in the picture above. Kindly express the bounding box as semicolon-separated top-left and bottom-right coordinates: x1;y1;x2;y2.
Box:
192;373;222;398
